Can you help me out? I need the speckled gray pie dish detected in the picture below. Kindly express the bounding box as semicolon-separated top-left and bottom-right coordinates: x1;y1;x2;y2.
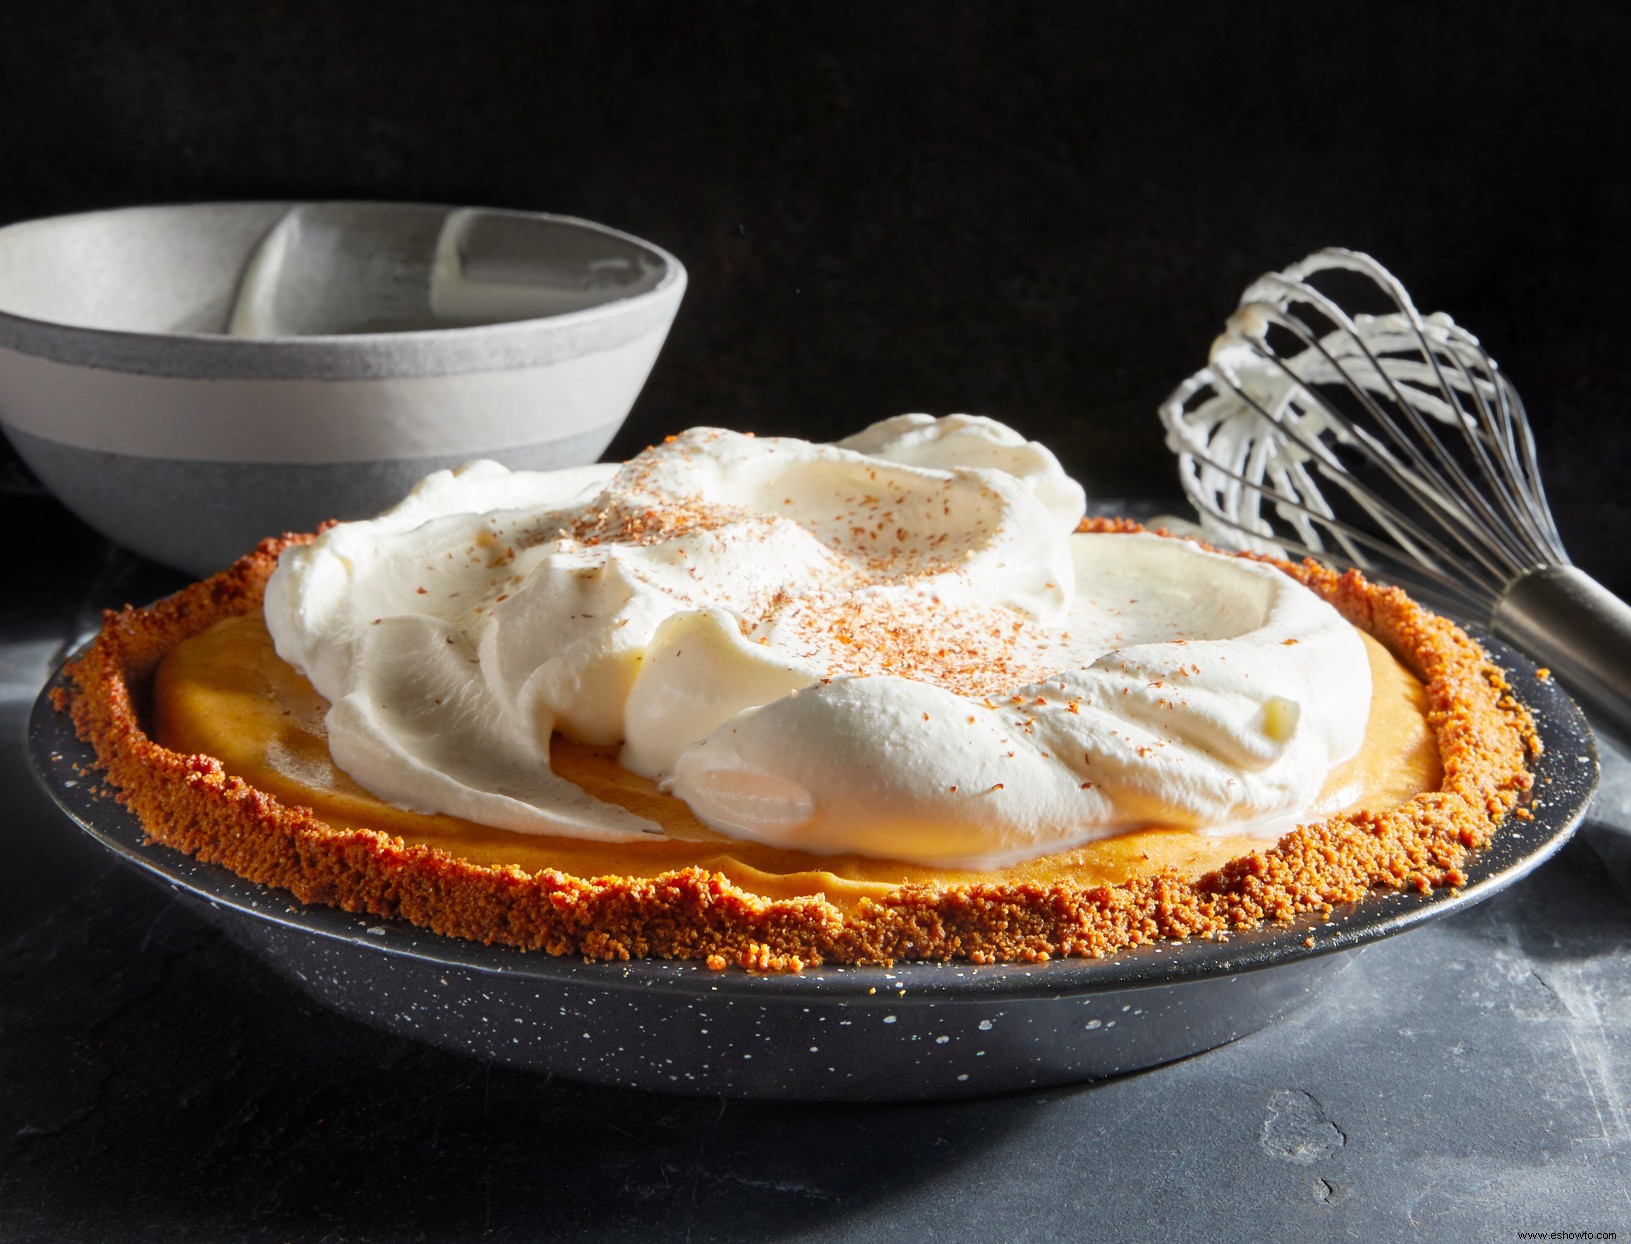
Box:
29;633;1597;1101
0;202;685;575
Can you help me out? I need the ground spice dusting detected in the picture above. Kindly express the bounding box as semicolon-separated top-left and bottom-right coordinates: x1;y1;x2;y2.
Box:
753;592;1061;698
60;517;1536;973
506;439;1069;697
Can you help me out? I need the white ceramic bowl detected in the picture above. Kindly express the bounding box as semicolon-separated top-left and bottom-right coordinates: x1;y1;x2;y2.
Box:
0;202;686;574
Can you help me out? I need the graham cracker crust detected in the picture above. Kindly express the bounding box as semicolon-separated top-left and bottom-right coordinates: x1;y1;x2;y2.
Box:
58;520;1537;971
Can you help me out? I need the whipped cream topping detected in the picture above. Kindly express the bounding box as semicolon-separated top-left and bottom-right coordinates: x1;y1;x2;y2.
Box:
264;415;1372;868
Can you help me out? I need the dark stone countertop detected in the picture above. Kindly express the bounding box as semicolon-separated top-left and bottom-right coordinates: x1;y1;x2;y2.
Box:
4;494;1630;1243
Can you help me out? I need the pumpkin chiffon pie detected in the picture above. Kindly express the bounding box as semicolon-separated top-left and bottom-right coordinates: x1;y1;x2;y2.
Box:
59;518;1536;972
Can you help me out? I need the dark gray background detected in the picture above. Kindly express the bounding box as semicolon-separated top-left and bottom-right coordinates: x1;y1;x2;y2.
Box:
2;1;1628;590
3;6;1630;1240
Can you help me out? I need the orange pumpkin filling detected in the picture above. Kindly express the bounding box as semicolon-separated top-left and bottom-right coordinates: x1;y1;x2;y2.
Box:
153;610;1442;909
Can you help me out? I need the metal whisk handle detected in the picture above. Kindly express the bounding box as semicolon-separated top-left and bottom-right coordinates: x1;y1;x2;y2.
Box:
1492;565;1631;744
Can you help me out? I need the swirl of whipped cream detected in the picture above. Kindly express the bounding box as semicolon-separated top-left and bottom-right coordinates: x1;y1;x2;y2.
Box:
264;415;1371;867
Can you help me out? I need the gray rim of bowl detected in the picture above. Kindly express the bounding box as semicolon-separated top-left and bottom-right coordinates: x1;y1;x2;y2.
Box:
0;202;687;382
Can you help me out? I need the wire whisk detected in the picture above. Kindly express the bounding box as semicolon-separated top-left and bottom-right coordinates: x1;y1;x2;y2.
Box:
1160;247;1631;743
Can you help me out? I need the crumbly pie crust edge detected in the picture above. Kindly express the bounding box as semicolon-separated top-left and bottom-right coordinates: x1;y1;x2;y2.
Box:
57;520;1538;972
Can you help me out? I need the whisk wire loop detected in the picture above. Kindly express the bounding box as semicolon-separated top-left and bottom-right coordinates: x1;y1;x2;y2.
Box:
1236;301;1520;580
1162;246;1631;743
1205;361;1488;584
1388;307;1542;572
1262;271;1539;577
1179;419;1491;607
1161;248;1575;611
1434;339;1558;567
